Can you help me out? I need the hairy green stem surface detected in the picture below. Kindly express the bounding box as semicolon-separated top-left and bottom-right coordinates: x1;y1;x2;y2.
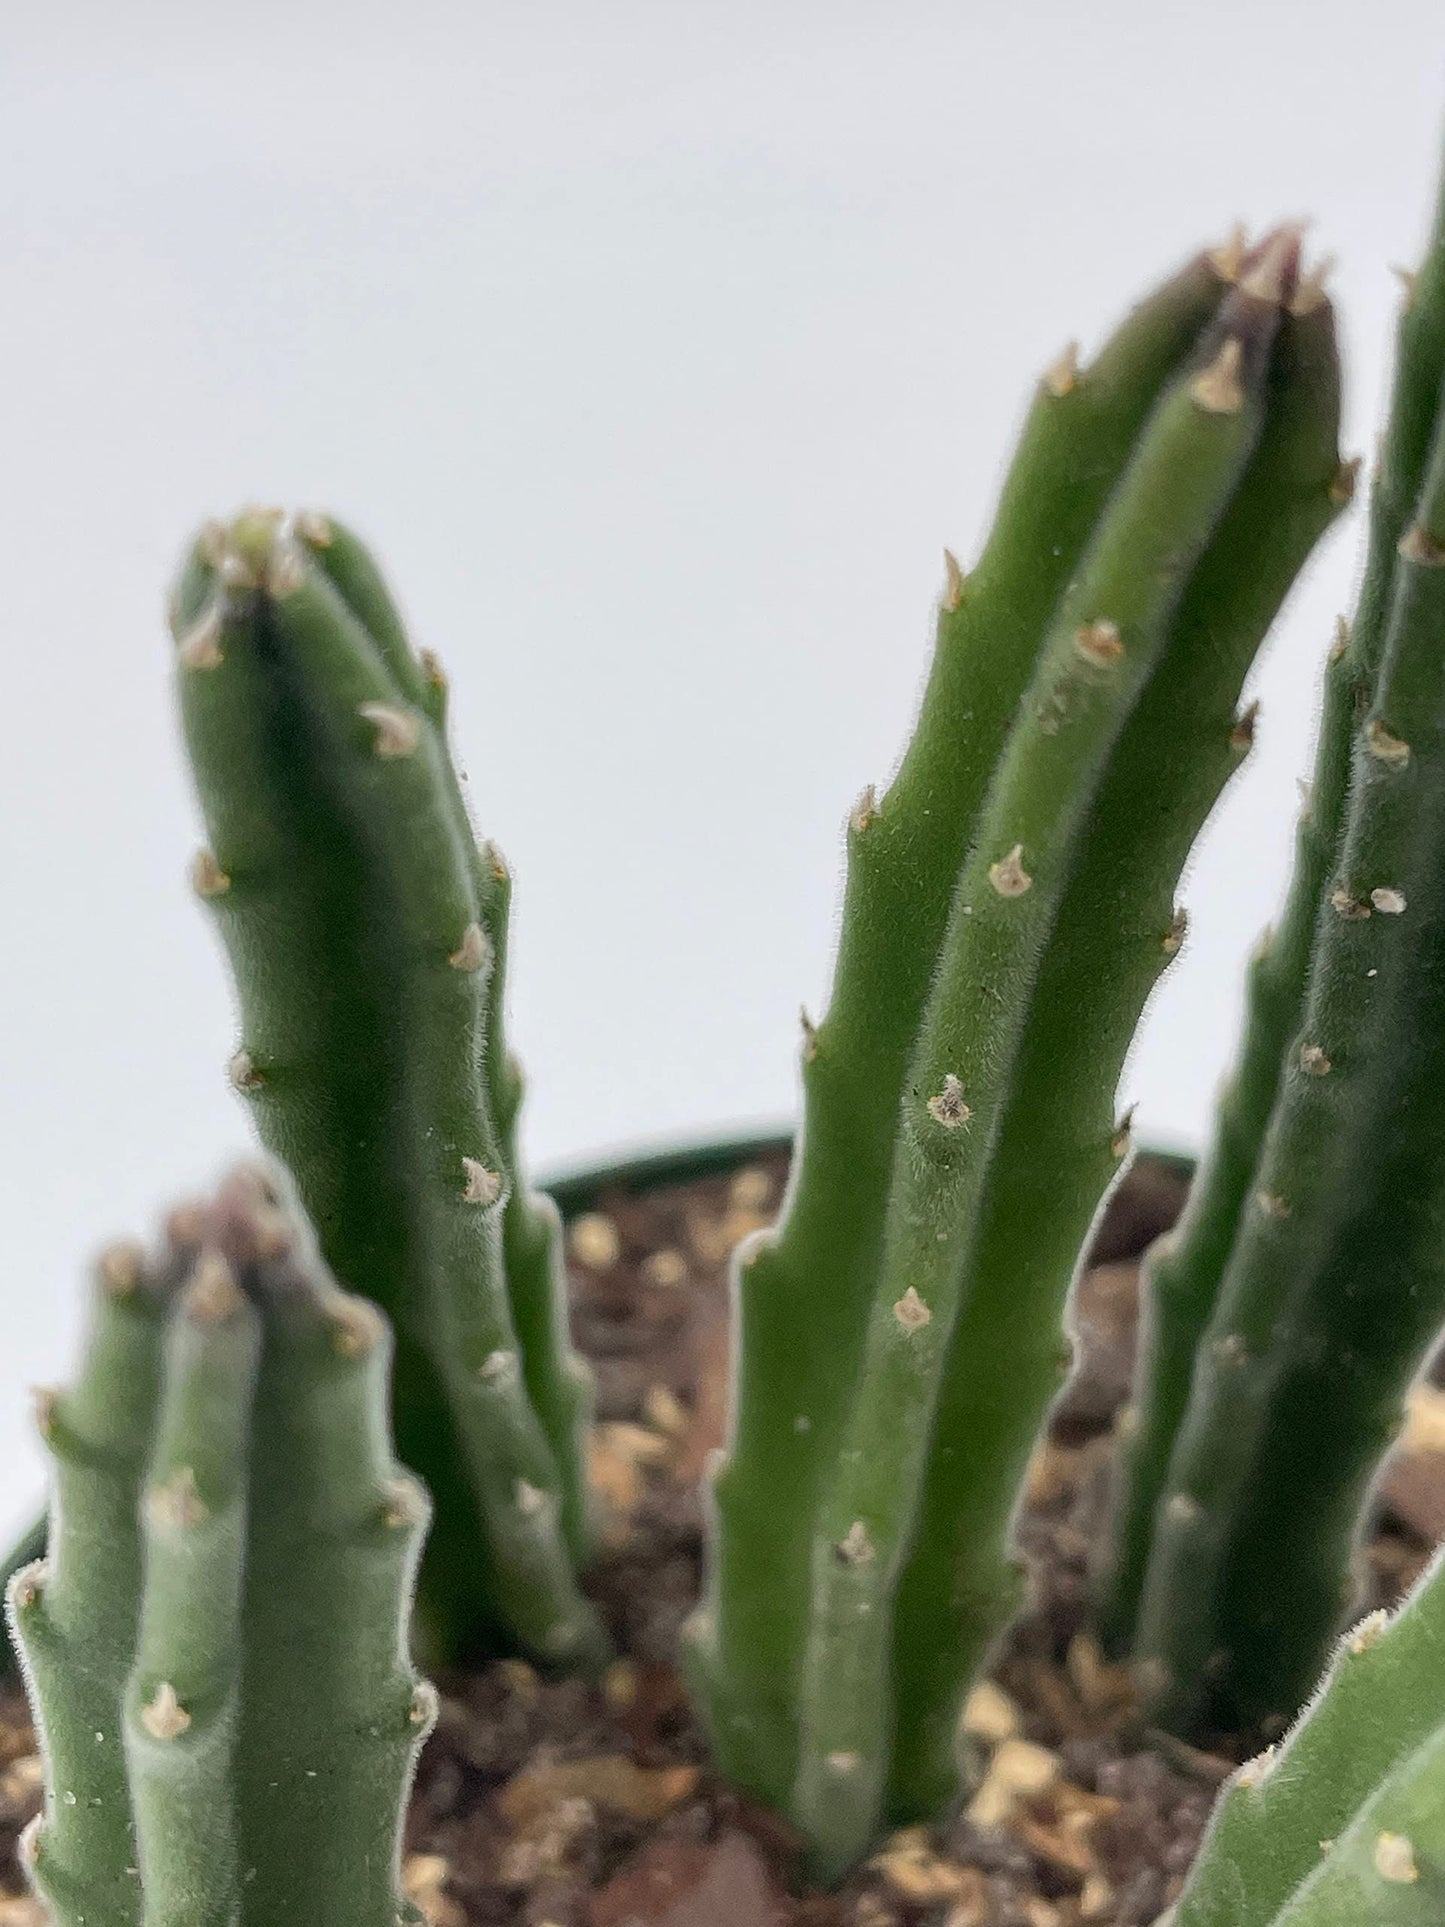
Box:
689;252;1231;1807
1173;1543;1445;1925
887;286;1344;1821
8;1167;436;1927
5;1238;184;1927
172;515;601;1665
295;520;593;1560
1101;153;1445;1656
1134;404;1445;1737
792;257;1295;1879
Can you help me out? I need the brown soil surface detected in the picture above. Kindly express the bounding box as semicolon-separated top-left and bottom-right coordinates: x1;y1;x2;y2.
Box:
3;1148;1442;1927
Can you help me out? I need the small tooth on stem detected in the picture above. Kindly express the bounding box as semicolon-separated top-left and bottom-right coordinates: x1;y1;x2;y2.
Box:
11;1566;46;1613
1238;227;1300;306
836;1521;874;1565
1074;619;1125;667
97;1239;145;1298
381;1476;428;1529
1207;223;1249;282
1329;457;1362;506
988;844;1033;897
927;1073;972;1128
461;1157;503;1206
1331;887;1370;921
293;510;334;548
328;1297;384;1359
893;1287;932;1332
1367;720;1411;767
359;702;422;758
264;540;307;599
228;1049;264;1093
1290;254;1335;317
183;1249;244;1323
177;605;224;671
1374;1832;1419;1884
146;1467;208;1533
515;1479;548;1517
448;922;489;972
165;1201;208;1249
849;786;878;834
1398;522;1445;566
800;1006;820;1062
1043;342;1080;398
191;849;231;899
1190;338;1246;416
139;1682;191;1742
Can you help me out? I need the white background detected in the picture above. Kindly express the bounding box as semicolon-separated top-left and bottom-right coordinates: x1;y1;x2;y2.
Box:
2;2;1443;1536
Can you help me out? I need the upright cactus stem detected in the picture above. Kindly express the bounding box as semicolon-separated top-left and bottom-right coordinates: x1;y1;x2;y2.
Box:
7;1165;436;1927
792;238;1319;1879
1131;361;1445;1738
299;515;594;1564
170;510;603;1667
125;1238;260;1927
691;240;1259;1809
687;223;1344;1877
887;264;1345;1822
1100;147;1445;1662
1109;154;1445;1740
4;1234;186;1927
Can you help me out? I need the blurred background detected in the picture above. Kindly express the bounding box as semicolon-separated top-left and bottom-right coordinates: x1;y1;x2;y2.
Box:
3;1;1443;1533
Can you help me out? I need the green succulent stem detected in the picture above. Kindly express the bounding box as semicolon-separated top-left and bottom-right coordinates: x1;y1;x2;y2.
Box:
224;1169;437;1926
1133;403;1445;1737
1100;149;1445;1660
295;520;594;1562
5;1239;183;1927
171;515;601;1666
8;1167;437;1927
124;1252;260;1927
689;251;1232;1806
887;287;1344;1820
789;270;1288;1879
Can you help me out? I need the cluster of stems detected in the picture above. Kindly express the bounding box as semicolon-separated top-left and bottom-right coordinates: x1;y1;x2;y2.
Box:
17;137;1445;1915
8;1165;434;1927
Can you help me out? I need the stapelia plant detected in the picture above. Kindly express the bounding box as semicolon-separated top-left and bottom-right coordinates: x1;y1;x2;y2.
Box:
685;229;1347;1877
17;134;1445;1916
6;1164;435;1927
1099;156;1445;1744
170;513;603;1670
